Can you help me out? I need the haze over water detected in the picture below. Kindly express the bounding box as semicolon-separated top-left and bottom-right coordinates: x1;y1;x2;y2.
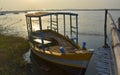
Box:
1;11;120;50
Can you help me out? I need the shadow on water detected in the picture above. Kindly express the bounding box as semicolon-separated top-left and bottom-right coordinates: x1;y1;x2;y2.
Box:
24;49;79;75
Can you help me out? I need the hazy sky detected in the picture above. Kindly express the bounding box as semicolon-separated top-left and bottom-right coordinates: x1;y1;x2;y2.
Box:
0;0;120;10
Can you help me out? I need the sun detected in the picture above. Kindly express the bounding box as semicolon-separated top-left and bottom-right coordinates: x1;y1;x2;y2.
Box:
23;0;37;3
31;0;35;2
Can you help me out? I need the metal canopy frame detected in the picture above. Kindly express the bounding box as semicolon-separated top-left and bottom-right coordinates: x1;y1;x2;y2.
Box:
26;12;79;50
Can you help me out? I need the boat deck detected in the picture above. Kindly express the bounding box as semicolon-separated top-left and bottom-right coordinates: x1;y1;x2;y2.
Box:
31;30;78;53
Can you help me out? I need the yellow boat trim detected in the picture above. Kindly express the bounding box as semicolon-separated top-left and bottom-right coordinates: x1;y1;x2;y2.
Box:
32;49;87;69
34;46;93;60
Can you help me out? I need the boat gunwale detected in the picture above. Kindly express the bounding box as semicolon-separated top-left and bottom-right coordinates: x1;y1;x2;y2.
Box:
32;46;93;60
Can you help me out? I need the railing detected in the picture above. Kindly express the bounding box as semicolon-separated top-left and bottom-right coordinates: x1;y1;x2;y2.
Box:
107;10;120;75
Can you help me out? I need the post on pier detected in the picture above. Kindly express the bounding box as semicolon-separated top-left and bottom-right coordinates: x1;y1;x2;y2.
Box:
103;9;109;48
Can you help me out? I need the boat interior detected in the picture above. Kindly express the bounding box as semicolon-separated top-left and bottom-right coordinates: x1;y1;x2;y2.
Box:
30;30;81;54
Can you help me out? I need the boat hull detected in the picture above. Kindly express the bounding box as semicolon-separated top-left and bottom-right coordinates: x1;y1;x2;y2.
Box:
30;49;89;75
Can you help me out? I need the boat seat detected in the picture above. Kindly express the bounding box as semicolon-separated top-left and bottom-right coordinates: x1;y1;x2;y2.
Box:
34;38;51;44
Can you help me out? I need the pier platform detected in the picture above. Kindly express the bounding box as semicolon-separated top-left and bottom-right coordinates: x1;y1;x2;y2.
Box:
85;47;116;75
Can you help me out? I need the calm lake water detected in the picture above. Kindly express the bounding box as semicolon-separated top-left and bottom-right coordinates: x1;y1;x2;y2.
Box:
1;10;120;75
1;11;120;49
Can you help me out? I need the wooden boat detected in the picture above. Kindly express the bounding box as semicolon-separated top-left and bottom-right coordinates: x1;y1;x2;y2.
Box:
25;12;94;75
